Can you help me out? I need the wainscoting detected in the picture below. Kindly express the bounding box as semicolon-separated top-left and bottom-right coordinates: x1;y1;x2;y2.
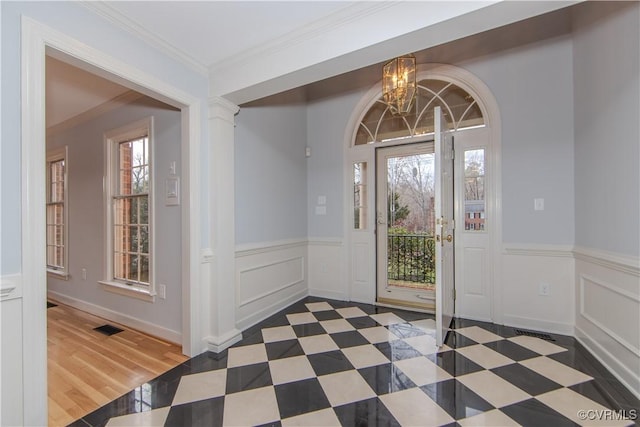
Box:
308;239;347;301
235;239;308;330
574;246;640;399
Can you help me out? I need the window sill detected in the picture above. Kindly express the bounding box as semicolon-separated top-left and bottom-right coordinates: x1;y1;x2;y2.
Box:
99;280;155;302
47;269;69;280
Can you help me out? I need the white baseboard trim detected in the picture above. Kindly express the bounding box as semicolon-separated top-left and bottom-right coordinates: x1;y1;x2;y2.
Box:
575;325;640;400
0;273;22;301
502;314;574;336
309;288;347;301
47;290;182;344
236;288;308;331
204;329;243;353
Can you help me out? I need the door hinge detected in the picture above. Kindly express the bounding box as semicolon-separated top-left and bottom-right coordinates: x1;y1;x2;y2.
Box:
452;288;457;300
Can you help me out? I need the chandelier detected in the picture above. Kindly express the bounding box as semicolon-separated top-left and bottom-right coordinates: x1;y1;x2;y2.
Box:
382;54;416;116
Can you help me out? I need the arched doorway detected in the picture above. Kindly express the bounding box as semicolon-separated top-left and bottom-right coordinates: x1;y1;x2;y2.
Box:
344;63;502;324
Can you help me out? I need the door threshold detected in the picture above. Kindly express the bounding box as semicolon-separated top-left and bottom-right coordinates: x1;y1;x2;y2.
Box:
376;297;435;314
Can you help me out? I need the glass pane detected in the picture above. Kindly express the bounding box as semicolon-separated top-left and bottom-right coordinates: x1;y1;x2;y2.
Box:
353;162;367;229
464;149;486;231
132;138;147;167
127;255;139;282
139;196;149;224
140;226;149;254
128;226;139;252
113;226;127;252
377;110;412;142
114;252;127;280
114;198;129;225
140;256;150;284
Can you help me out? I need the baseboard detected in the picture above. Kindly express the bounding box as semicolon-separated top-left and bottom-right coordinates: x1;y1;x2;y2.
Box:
502;313;574;336
308;288;347;301
575;325;640;400
204;329;243;353
47;290;182;344
236;288;308;331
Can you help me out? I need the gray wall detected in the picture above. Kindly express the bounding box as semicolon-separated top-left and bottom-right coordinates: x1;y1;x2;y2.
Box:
235;102;308;245
47;97;183;334
573;1;640;257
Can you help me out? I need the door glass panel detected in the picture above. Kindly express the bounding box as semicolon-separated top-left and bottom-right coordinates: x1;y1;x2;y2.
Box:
464;149;485;231
353;162;367;229
386;152;436;291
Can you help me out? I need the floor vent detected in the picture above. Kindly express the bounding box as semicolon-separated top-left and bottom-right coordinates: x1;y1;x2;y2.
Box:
514;329;555;341
94;324;124;336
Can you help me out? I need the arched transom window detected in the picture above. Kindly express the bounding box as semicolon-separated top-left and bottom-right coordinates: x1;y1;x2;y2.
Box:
354;79;485;145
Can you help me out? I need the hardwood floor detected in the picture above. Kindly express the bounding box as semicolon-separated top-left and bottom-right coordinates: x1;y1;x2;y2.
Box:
47;301;188;426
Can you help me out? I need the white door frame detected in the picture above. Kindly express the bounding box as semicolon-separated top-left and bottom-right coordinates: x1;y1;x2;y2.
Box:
344;63;502;322
21;17;202;425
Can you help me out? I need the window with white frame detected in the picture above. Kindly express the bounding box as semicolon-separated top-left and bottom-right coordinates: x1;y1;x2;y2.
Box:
103;118;154;297
46;147;68;275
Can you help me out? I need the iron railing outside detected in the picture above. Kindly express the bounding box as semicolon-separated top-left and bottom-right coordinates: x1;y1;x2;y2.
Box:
387;234;436;284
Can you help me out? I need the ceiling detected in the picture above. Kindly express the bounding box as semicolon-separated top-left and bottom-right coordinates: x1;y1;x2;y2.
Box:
47;1;577;127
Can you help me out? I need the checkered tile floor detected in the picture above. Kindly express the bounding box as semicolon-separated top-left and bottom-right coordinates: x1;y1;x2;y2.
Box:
71;298;639;427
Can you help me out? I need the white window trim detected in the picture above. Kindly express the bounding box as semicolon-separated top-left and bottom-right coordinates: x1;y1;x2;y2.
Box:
46;146;69;279
102;116;156;301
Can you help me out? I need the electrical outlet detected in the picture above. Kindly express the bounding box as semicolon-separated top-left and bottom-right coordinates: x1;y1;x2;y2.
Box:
82;268;87;280
539;282;550;296
158;284;166;299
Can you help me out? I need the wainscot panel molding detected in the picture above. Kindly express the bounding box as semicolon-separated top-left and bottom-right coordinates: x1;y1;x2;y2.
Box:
502;244;575;335
235;239;308;331
307;239;347;302
0;273;22;301
47;291;182;344
574;247;640;399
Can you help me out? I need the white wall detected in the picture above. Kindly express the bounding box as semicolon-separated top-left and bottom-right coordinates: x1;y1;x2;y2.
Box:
572;1;640;398
47;97;183;340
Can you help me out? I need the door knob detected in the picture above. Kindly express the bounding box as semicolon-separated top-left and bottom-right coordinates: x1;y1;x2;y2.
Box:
445;234;453;242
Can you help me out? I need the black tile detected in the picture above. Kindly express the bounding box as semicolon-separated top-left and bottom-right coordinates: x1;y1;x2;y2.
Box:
374;340;423;362
67;419;91;427
347;316;380;329
483;340;539;361
255;421;282;427
491;364;562;396
387;322;427;339
226;362;272;394
393;309;434;323
81;389;156;427
501;398;579;427
426;350;484;377
313;310;342;321
236;330;265;346
569;380;629;411
358;363;417;395
93;324;124;336
165;396;224;427
183;351;228;374
307;350;354;376
334;397;401;427
274;378;331;419
420;379;494;420
292;322;326;337
265;339;305;360
444;331;478;349
330;330;369;348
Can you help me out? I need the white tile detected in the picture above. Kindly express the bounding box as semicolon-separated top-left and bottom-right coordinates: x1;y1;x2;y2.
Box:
457;409;520;427
287;312;317;325
335;306;367;319
320;319;355;334
298;334;339;355
370;312;405;326
106;407;170;427
455;326;503;343
403;335;449;355
508;335;567;355
536;388;634;427
171;369;226;405
394;357;452;386
519;356;593;386
317;370;376;407
410;318;436;333
269;355;316;385
262;325;297;343
380;388;455;426
305;302;333;312
456;345;515;369
223;386;280;426
281;408;341;427
227;343;268;368
341;345;390;369
457;370;531;408
358;326;399;344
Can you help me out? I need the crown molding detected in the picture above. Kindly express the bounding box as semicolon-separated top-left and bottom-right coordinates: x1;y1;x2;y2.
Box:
80;1;208;76
209;1;397;76
47;90;145;136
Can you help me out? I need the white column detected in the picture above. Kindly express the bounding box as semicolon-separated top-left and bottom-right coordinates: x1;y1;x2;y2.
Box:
205;96;242;351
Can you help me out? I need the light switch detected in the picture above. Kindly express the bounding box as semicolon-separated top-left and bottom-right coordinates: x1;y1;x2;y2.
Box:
315;206;327;215
317;195;326;205
534;198;544;211
166;176;180;206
